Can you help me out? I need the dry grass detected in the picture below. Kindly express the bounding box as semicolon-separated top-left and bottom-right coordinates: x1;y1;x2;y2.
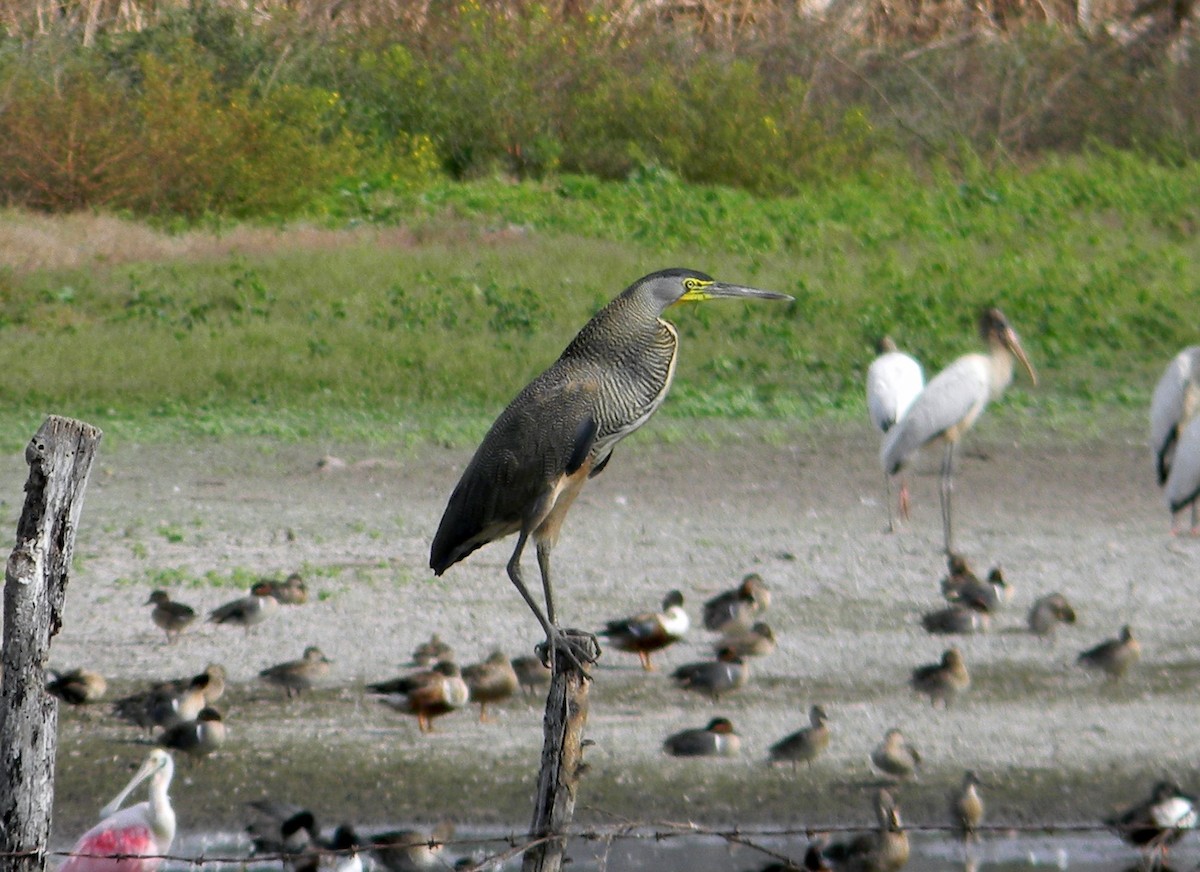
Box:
0;211;422;274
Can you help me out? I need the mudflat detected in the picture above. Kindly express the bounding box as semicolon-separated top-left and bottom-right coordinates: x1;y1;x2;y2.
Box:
38;418;1200;845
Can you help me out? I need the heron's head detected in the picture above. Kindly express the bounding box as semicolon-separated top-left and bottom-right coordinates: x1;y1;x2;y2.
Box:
979;307;1037;386
633;268;792;312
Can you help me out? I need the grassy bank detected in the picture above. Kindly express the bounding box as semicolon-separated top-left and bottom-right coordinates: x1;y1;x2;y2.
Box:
2;156;1196;451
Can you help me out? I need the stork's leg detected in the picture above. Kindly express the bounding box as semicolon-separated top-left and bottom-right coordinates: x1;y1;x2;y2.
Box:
883;472;897;533
898;474;912;521
940;441;956;555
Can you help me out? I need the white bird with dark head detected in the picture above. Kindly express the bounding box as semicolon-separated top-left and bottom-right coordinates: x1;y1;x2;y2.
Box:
866;336;924;531
881;308;1036;554
1150;346;1200;533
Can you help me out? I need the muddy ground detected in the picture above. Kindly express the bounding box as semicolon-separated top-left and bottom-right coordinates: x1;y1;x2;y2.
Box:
30;416;1200;854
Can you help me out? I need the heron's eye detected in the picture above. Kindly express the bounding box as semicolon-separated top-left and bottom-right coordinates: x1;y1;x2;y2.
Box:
683;278;703;292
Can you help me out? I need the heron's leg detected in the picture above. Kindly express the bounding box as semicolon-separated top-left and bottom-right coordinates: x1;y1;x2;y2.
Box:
940;441;956;555
1192;500;1199;535
506;530;557;644
535;539;600;670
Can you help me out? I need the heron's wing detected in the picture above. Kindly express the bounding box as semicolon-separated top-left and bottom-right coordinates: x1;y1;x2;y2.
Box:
1151;348;1200;483
430;373;602;573
881;356;987;474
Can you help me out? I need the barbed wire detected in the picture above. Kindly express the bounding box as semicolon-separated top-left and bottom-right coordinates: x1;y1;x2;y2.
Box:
6;817;1171;868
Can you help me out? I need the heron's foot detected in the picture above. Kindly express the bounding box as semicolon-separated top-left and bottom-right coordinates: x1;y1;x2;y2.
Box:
536;628;601;676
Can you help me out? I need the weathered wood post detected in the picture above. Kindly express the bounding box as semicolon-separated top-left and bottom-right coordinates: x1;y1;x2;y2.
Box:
0;416;103;872
522;640;597;872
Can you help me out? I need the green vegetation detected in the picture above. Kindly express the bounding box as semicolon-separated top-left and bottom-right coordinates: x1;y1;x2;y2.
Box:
0;5;1195;449
1;151;1196;451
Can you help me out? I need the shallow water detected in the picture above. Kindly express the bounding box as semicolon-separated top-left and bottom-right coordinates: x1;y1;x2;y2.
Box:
136;829;1176;872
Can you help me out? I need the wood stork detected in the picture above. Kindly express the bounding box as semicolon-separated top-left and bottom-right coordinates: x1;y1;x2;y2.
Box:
881;309;1036;554
1150;346;1200;533
866;336;925;531
59;749;175;872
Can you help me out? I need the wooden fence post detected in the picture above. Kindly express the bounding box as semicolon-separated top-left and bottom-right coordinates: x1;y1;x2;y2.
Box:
522;640;597;872
0;416;103;872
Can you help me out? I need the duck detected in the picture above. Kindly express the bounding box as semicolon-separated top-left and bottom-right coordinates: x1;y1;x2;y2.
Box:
113;673;209;732
46;667;107;705
943;560;1010;612
247;803;363;872
1106;780;1197;860
950;771;985;842
208;581;279;633
265;572;308;605
600;589;689;671
663;717;741;758
461;650;519;721
811;789;909;872
145;590;198;643
409;633;454;667
871;728;921;782
158;707;227;760
369;822;456;871
768;705;831;770
921;604;989;635
259;646;332;698
511;655;552;696
703;573;771;634
716;621;777;658
1078;624;1140;681
370;661;470;734
671;647;748;701
910;647;970;708
1027;592;1077;637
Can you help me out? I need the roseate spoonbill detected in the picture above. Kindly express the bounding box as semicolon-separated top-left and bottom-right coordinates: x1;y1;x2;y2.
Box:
882;309;1036;554
702;573;770;633
599;590;689;671
59;749;175;872
866;337;925;531
1150;346;1200;532
429;269;790;670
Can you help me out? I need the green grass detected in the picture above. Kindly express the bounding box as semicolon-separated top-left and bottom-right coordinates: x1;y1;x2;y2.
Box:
2;151;1196;451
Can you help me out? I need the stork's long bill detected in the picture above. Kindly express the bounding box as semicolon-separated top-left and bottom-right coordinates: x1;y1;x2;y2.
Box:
1003;328;1038;387
675;279;793;304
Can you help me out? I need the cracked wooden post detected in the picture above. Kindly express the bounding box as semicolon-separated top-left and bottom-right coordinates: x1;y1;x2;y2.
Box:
0;416;103;872
522;647;595;872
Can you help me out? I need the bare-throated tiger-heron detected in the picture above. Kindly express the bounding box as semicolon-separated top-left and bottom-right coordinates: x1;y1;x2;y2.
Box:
429;268;791;669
